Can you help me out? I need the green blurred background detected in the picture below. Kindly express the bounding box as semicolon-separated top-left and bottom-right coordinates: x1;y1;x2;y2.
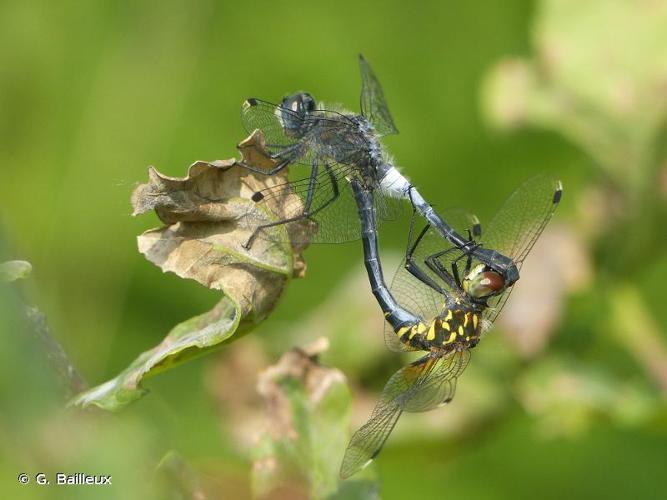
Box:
1;0;666;498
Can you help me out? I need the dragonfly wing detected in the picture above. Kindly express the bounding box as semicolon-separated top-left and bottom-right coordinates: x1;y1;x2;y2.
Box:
401;350;470;412
383;268;439;352
241;98;302;154
383;322;419;352
242;161;367;244
374;191;405;223
241;102;359;160
340;392;402;479
481;174;563;324
340;354;439;478
483;174;562;267
358;54;399;136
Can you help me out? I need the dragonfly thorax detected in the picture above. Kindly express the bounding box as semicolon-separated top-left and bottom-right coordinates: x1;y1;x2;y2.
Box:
298;108;387;183
353;115;385;165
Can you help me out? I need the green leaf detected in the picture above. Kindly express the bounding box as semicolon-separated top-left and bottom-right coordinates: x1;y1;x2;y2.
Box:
69;297;242;411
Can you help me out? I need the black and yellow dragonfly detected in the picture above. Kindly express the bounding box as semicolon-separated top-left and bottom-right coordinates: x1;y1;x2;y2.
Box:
341;174;562;478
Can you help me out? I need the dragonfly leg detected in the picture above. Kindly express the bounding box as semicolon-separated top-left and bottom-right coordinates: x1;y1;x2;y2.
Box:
425;242;479;290
451;238;482;285
236;157;291;175
462;229;476;277
244;163;319;248
237;142;301;174
425;251;460;290
243;163;341;249
268;143;301;159
424;226;481;288
404;219;447;295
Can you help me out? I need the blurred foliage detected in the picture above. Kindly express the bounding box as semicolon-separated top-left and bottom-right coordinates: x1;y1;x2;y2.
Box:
483;0;667;392
251;339;378;499
483;0;667;195
0;260;32;282
2;0;667;499
156;451;209;500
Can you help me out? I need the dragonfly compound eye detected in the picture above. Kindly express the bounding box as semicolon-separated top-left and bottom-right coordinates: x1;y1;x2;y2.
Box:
301;92;316;112
464;270;505;299
279;92;316;137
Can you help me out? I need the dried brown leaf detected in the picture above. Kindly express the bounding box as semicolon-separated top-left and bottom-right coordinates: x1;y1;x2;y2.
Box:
71;132;317;411
131;131;315;317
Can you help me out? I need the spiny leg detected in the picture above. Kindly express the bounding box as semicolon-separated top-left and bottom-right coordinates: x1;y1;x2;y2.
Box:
450;235;482;287
426;244;477;289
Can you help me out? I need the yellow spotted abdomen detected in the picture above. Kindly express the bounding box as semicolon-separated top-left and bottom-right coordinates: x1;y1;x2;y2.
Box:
396;309;481;350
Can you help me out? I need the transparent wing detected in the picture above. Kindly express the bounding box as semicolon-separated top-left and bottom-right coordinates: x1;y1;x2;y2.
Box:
340;354;436;478
242;161;404;245
359;54;399;136
481;174;563;324
383;323;421;353
401;349;470;412
340;351;469;478
241;161;357;244
301;108;374;168
241;98;301;154
483;174;562;265
385;208;481;352
374;191;404;224
241;100;364;167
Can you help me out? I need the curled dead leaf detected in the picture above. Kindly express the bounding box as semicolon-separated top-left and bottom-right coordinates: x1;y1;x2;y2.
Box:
70;132;318;411
131;130;316;317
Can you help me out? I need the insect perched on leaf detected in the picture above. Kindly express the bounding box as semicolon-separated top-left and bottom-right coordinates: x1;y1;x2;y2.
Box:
340;174;563;478
238;55;519;288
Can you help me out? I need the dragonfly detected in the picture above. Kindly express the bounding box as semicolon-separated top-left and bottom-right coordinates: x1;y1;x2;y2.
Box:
238;54;519;287
340;174;563;479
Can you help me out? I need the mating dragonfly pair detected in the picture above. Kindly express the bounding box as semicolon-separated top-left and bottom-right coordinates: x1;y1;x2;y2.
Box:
236;55;562;478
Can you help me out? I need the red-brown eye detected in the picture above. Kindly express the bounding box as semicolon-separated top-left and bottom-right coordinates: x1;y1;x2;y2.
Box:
466;270;506;298
479;271;505;293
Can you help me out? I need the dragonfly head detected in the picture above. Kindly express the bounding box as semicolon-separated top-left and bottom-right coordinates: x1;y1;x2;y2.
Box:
279;92;316;138
470;248;519;289
463;263;506;300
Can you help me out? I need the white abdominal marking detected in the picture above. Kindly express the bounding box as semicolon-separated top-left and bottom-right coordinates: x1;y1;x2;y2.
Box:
380;167;412;198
